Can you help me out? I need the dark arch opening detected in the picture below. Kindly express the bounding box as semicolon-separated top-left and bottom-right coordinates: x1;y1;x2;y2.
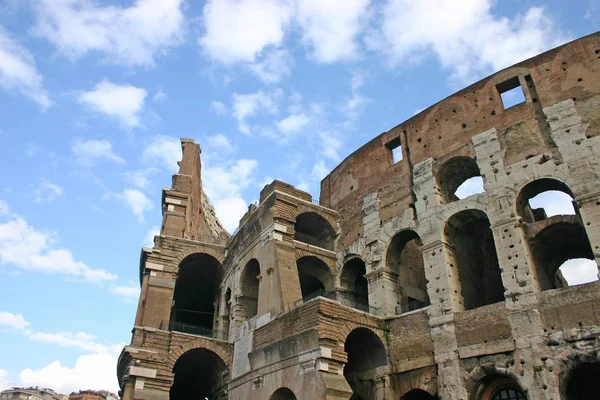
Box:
269;388;297;400
171;253;222;335
297;256;333;301
476;375;526;400
294;212;335;250
566;362;600;399
170;348;228;400
516;178;575;223
444;210;504;310
344;328;388;399
386;230;429;314
222;288;231;340
529;221;596;290
340;258;369;312
437;156;484;202
240;259;260;321
401;389;437;400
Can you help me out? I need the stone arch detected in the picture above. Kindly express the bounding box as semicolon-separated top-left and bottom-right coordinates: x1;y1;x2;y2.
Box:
339;255;369;312
385;229;429;314
558;353;600;399
444;209;504;310
473;374;527;400
169;347;229;400
564;362;600;399
516;177;575;223
294;210;337;251
172;245;225;269
295;249;337;273
239;258;261;321
168;338;232;372
297;255;334;301
294;203;339;235
344;327;389;400
170;253;223;333
400;389;437;400
269;387;298;400
436;156;484;203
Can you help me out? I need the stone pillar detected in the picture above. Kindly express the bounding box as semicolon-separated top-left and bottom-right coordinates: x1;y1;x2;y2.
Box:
365;269;398;316
575;191;600;276
122;378;135;400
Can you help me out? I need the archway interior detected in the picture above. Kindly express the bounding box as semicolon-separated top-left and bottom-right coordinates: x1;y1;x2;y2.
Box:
477;375;526;400
516;178;575;223
297;256;333;301
344;328;388;399
401;389;437;400
530;222;597;290
294;212;335;250
445;210;504;310
566;362;600;400
437;156;484;202
240;259;260;321
340;258;369;311
170;348;228;400
171;253;222;333
269;388;297;400
386;230;429;313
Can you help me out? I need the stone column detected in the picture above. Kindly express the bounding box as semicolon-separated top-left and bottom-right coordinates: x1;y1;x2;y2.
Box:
575;191;600;276
121;378;135;400
365;269;398;316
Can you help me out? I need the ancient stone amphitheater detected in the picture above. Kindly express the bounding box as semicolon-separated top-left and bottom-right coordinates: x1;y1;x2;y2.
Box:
117;33;600;400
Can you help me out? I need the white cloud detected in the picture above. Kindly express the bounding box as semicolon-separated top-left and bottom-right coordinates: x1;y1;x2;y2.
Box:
110;284;140;301
232;90;281;135
248;48;293;84
0;311;30;332
276;113;310;137
368;0;568;82
144;225;160;247
319;131;343;161
0;203;116;283
296;0;370;63
560;259;599;286
203;158;259;232
0;25;51;108
0;200;8;216
206;134;234;154
311;160;329;182
19;352;119;393
123;168;158;190
210;100;228;115
199;0;292;64
152;88;167;101
72;139;125;167
142;135;181;173
32;0;185;66
112;189;154;223
343;71;369;124
78;80;147;127
33;179;63;203
29;331;113;354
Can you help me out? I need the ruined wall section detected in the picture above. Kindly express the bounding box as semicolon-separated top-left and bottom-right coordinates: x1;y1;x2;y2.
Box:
160;138;228;242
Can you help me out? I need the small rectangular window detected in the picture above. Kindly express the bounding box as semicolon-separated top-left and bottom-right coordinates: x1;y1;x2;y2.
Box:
385;137;403;164
496;76;526;109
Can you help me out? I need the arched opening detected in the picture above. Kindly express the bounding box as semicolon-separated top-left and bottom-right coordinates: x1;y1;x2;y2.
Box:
565;362;600;399
476;375;526;400
386;230;429;314
344;328;388;400
239;259;260;321
437;156;484;202
444;210;504;310
222;288;231;339
170;348;228;400
401;389;437;400
516;178;575;223
529;222;597;290
297;256;333;301
269;388;297;400
340;258;369;312
294;212;335;250
170;253;222;336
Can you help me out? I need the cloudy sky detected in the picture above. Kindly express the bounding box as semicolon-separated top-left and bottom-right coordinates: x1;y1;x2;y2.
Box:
0;0;598;393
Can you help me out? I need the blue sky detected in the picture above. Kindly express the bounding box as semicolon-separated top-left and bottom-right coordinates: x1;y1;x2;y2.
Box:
0;0;598;393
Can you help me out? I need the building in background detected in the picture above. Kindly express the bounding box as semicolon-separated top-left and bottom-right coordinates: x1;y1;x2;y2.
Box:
0;388;67;400
117;32;600;400
68;391;118;400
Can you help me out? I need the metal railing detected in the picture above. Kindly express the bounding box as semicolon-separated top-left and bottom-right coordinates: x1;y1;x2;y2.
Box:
169;321;228;340
294;231;334;251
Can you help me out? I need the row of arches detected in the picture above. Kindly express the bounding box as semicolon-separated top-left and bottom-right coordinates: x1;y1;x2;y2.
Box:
168;325;600;399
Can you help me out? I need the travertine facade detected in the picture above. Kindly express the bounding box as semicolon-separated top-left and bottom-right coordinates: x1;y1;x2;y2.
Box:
117;33;600;400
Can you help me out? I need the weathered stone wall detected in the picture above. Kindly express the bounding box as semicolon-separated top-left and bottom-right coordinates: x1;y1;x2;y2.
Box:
119;33;600;400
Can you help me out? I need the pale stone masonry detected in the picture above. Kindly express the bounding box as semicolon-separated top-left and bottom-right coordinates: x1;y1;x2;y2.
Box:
118;33;600;400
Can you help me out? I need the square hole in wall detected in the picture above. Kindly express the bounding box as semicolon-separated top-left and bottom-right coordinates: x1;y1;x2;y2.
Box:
496;76;526;109
385;137;403;164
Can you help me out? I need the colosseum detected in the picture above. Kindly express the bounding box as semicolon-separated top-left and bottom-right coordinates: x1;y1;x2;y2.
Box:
117;33;600;400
